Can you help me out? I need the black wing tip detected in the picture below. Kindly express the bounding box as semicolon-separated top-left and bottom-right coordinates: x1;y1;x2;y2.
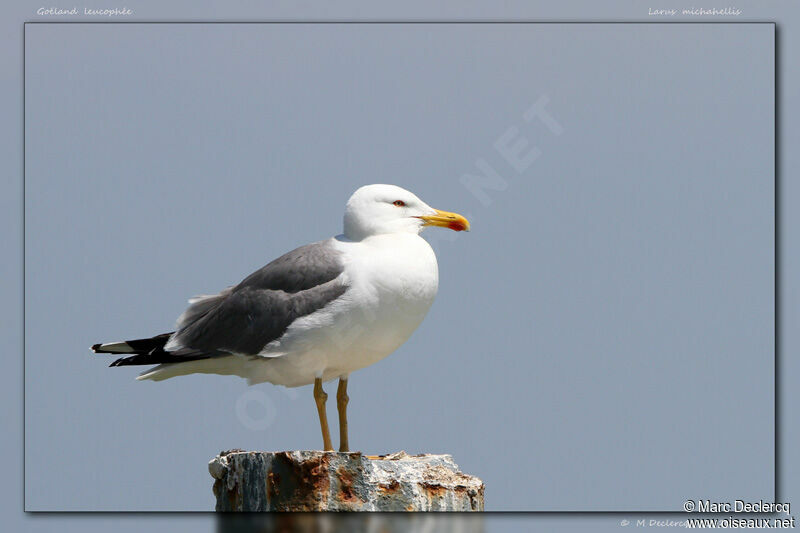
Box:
109;354;147;367
93;342;121;354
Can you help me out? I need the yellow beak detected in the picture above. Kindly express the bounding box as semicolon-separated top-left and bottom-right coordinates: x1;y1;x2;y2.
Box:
417;209;471;232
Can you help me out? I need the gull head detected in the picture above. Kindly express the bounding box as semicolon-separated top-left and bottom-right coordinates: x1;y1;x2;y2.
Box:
343;184;470;241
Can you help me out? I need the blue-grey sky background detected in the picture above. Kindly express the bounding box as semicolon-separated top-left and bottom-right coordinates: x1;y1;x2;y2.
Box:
23;20;774;514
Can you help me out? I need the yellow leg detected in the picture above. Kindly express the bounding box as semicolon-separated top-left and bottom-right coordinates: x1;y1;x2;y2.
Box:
314;378;333;451
337;378;349;452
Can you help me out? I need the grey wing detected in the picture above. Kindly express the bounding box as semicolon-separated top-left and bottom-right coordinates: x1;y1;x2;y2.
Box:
167;239;347;356
174;288;234;331
236;239;345;293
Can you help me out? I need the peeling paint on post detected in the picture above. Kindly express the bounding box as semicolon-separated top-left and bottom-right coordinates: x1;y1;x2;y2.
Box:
209;450;484;512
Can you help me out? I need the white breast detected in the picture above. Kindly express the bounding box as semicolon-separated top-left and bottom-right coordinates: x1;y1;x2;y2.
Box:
249;233;439;387
326;233;439;371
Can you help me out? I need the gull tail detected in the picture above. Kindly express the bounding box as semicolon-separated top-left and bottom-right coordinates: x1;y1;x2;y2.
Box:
91;332;176;367
92;332;227;381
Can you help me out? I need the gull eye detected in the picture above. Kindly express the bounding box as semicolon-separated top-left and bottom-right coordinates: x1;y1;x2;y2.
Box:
393;200;406;207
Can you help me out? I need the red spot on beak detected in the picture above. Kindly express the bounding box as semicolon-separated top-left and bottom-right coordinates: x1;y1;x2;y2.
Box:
448;220;468;232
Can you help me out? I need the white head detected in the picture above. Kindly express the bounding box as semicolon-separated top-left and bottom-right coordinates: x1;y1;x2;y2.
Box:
343;184;470;241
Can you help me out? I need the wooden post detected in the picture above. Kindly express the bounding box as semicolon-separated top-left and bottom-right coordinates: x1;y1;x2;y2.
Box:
209;450;484;512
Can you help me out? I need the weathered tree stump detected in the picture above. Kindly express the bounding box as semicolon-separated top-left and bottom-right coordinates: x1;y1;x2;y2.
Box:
209;450;484;512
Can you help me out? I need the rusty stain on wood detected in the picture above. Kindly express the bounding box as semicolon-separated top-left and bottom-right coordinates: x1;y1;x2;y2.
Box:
209;450;484;512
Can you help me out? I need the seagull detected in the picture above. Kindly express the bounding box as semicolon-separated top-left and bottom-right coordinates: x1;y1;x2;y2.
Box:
92;184;470;452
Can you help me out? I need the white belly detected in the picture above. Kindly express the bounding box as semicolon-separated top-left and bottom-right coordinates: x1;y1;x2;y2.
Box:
249;233;439;387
